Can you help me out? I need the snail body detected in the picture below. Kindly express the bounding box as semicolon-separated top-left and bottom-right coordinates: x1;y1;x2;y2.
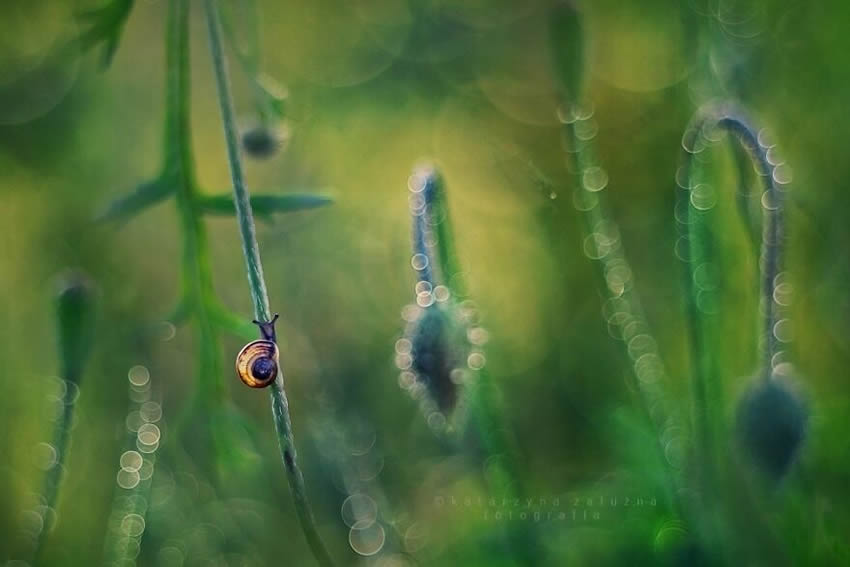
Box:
236;340;279;388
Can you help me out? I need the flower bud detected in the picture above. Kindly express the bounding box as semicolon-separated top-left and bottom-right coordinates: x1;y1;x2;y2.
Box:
736;375;807;479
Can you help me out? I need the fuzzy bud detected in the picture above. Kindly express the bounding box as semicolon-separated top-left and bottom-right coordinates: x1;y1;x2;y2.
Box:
736;375;807;479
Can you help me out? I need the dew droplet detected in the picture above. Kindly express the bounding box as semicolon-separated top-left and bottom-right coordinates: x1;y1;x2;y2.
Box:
427;412;447;431
690;184;717;211
120;451;144;473
604;261;632;296
137;424;161;446
395;338;412;355
574;103;595;120
681;128;705;154
664;436;687;469
416;291;435;308
156;321;177;342
627;334;657;360
773;282;793;307
408;192;426;214
582;166;609;192
757;128;776;149
395;353;412;371
467;352;486;370
450;368;467;384
138;458;155;481
126;411;143;433
634;353;663;384
34;443;58;471
121;513;146;537
765;146;784;166
675;165;692;189
573;118;599;141
467;327;490;346
411;254;429;271
401;304;421;322
433;285;450;302
555;104;576;124
140;402;162;424
117;469;141;490
341;493;378;529
398;371;416;389
693;262;717;291
349;522;386;556
772;164;793;185
761;190;780;211
127;366;150;388
573;187;599;211
774;319;793;343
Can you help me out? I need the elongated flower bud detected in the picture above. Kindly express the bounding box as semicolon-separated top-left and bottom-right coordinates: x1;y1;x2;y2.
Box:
737;373;807;479
55;270;97;384
396;165;488;433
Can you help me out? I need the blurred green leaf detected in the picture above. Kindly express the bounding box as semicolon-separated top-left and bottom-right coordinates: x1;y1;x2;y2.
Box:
76;0;135;68
97;178;174;222
198;193;333;219
209;302;258;340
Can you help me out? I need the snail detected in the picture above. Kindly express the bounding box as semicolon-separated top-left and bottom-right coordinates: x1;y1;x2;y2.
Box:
235;339;279;388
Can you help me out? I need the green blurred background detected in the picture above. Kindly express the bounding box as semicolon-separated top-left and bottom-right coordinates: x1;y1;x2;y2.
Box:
1;0;849;565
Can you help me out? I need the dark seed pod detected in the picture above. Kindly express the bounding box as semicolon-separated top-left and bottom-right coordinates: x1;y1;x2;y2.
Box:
737;376;807;479
241;126;282;159
410;305;460;412
235;340;279;388
55;270;97;385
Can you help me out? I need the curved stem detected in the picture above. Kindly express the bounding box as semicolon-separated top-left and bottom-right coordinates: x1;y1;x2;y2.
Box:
203;1;334;565
678;102;786;386
676;103;788;517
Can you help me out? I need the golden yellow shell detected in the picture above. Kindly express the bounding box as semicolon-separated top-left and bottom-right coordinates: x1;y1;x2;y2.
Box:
235;340;279;388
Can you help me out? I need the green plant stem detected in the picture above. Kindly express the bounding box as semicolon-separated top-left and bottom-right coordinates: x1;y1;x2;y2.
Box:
561;113;684;517
32;384;78;565
416;170;541;565
203;0;269;322
163;0;226;420
677;104;787;550
203;1;334;566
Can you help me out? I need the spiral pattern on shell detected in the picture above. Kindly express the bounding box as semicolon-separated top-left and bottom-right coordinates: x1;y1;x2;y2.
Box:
235;340;279;388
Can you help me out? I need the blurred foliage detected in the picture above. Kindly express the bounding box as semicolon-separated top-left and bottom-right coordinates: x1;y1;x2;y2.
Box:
1;0;849;565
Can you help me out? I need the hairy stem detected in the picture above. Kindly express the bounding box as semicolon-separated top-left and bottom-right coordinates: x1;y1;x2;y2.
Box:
410;167;541;565
677;101;788;517
560;109;684;516
203;1;334;565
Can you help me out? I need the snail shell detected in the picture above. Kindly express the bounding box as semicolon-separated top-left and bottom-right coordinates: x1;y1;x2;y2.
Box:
235;340;279;388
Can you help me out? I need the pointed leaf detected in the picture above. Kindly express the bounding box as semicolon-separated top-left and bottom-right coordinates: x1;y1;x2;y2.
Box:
97;178;173;222
75;0;135;69
199;193;333;218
